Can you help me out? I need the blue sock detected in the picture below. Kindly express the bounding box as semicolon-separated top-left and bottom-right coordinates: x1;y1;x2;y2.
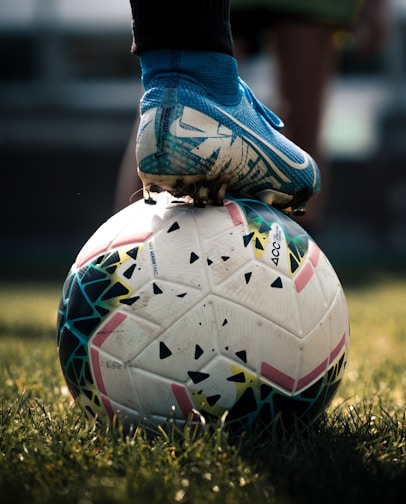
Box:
139;50;240;106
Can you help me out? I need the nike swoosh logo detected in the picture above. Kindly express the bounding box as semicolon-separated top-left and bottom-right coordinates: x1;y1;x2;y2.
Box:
169;117;207;138
213;105;310;171
169;107;233;139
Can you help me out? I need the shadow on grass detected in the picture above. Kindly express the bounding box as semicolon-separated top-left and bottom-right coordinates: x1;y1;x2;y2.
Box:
231;404;406;504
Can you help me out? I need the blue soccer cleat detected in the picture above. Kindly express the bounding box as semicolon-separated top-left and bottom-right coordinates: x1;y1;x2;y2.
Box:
136;51;320;213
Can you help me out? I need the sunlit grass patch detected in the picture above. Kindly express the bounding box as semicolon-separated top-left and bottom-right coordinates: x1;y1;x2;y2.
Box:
0;277;405;503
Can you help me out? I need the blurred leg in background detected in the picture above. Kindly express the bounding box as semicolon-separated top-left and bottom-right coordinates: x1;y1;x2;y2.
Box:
231;1;358;234
230;0;390;233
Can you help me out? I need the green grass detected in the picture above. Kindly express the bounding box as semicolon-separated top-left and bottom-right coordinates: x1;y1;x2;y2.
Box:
1;275;406;504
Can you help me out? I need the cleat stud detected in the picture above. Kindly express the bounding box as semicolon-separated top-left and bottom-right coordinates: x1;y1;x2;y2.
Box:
142;185;158;205
194;186;209;208
216;184;228;205
292;208;306;217
291;199;308;217
194;199;207;208
196;186;209;200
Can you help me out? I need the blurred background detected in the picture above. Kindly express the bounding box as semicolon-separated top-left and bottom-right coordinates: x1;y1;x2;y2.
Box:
1;0;405;282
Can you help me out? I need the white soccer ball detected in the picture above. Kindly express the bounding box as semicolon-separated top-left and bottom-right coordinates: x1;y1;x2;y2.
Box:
57;195;349;430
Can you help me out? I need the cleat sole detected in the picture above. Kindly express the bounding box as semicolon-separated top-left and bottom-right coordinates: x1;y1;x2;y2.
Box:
139;171;312;214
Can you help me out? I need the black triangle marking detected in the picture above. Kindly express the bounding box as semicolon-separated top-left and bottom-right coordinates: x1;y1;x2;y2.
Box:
221;256;230;262
244;272;252;284
236;350;247;363
243;232;255;247
101;251;120;267
120;296;140;306
167;222;180;233
81;267;106;284
188;371;210;384
222;318;228;326
153;282;163;294
123;264;136;279
207;394;221;406
176;292;187;298
160;342;172;359
227;372;246;383
101;282;130;301
95;254;105;265
95;305;109;316
271;277;283;288
127;247;139;260
84;279;110;302
207;258;213;266
190;252;199;264
290;255;299;274
194;344;204;360
259;222;271;233
255;237;264;250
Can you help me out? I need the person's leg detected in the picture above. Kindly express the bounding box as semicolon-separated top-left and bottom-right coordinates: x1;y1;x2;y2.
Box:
113;0;234;210
118;1;321;212
272;20;337;231
130;0;233;55
115;0;232;210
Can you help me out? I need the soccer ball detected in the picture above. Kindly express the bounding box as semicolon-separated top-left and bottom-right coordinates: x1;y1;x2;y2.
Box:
57;195;349;430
